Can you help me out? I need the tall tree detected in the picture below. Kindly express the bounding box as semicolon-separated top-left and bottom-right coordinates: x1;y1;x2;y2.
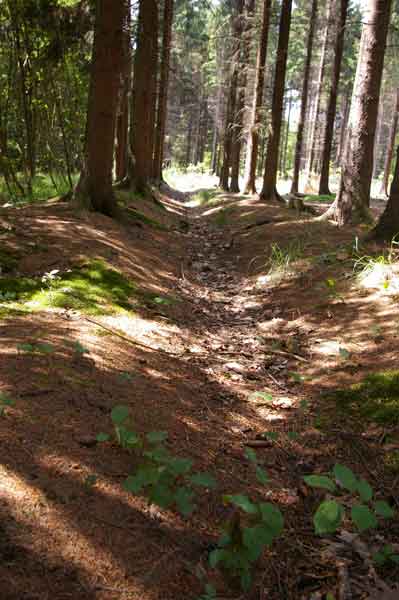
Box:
153;0;174;184
259;0;292;202
380;87;399;197
74;0;125;216
115;0;131;182
129;0;158;193
318;0;349;195
304;0;333;191
243;0;272;194
290;0;318;195
324;0;392;224
371;145;399;240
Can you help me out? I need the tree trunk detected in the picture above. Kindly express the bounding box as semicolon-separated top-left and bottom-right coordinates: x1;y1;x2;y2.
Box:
230;0;255;193
115;1;131;182
74;0;125;216
380;88;399;197
129;0;158;193
290;0;318;194
371;146;399;240
335;93;350;166
318;0;349;195
219;0;244;191
329;0;392;225
153;0;174;184
304;0;333;191
281;92;292;178
259;0;292;202
243;0;272;194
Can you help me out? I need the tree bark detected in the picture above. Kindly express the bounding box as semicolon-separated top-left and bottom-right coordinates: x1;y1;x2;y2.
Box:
290;0;318;194
153;0;174;184
219;0;244;191
74;0;125;216
129;0;158;193
243;0;272;194
115;1;131;182
318;0;349;195
304;0;333;191
380;88;399;197
230;0;255;193
259;0;292;202
371;146;399;240
328;0;392;225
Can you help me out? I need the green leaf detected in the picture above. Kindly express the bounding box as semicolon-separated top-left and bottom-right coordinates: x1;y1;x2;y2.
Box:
314;500;344;535
351;504;378;532
74;341;89;354
111;405;129;425
244;446;258;463
356;478;373;502
35;342;55;354
123;430;140;447
255;466;269;485
17;343;34;352
189;472;217;488
287;431;299;441
333;464;359;492
168;457;193;475
373;500;395;519
242;525;273;558
0;393;15;407
209;548;227;568
174;486;196;516
240;570;252;591
258;503;284;537
304;475;336;493
150;484;174;509
96;432;110;442
144;445;169;463
124;474;144;494
223;494;258;514
146;431;168;444
250;391;273;403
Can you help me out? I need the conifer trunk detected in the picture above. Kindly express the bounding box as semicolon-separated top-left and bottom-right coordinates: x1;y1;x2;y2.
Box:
259;0;292;202
243;0;272;194
318;0;349;195
380;88;399;197
290;0;317;194
371;146;399;240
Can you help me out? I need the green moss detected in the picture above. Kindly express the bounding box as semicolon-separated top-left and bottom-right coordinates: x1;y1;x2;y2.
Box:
329;371;399;424
214;206;235;228
0;259;137;316
192;189;218;206
304;194;335;204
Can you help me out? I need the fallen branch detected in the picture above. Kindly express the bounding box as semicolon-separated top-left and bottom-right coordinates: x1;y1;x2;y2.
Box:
267;348;309;363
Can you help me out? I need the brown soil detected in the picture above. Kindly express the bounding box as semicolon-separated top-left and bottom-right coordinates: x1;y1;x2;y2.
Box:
0;188;398;600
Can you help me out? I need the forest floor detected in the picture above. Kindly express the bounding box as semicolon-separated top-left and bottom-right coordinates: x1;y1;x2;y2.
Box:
0;177;398;600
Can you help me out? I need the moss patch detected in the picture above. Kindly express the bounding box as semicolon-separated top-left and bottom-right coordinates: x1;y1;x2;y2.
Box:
329;371;399;424
304;194;335;204
0;248;20;273
124;207;167;230
0;259;137;316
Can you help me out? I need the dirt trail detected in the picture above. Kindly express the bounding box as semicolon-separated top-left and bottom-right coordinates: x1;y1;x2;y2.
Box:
0;187;399;600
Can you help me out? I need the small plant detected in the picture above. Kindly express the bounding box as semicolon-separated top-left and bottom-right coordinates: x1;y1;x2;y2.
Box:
266;240;305;279
41;269;61;304
209;448;283;590
98;405;217;516
304;464;395;535
353;236;399;293
0;392;15;416
324;277;344;302
373;544;399;566
197;583;217;600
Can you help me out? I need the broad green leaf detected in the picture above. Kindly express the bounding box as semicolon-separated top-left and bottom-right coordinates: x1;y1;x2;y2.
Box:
146;430;168;444
333;464;358;492
255;466;269;485
123;430;140;447
111;405;129;425
124;474;144;493
259;503;284;537
74;341;89;354
243;525;273;557
174;486;195;516
244;447;258;463
373;500;395;519
150;484;174;509
17;343;34;352
339;347;350;360
168;457;193;475
0;393;14;407
223;494;258;514
304;475;336;493
314;500;344;535
351;504;378;532
189;472;217;488
262;431;279;441
96;432;110;442
144;445;169;463
356;478;373;502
